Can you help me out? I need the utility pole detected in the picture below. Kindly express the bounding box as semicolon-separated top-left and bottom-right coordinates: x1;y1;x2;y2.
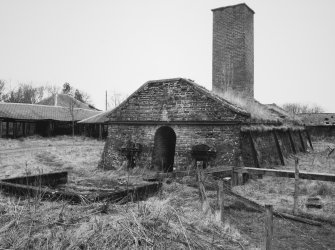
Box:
105;90;107;111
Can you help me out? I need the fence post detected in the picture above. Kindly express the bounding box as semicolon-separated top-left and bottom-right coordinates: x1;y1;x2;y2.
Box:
218;180;224;222
265;204;273;250
231;167;236;187
196;161;208;212
293;157;299;215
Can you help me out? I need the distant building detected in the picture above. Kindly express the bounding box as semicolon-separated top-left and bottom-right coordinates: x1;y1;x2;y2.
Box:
0;94;101;138
299;113;335;138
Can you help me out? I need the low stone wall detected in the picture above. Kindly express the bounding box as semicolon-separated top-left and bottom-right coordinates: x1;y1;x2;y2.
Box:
241;129;309;168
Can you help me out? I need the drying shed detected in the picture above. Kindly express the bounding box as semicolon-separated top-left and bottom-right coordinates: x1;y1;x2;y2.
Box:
78;111;110;139
37;93;100;111
299;113;335;139
0;102;100;138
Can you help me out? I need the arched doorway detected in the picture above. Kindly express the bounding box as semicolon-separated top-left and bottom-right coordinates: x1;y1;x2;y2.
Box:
152;126;176;172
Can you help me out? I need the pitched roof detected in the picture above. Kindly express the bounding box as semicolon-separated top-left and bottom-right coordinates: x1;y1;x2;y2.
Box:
78;110;110;124
299;113;335;126
37;94;99;111
107;78;249;120
0;102;101;122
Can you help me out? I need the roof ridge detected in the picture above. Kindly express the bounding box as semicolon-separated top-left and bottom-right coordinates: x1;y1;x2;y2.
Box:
0;102;101;112
79;110;109;123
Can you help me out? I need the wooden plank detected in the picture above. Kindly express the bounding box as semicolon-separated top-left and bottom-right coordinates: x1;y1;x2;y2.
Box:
228;190;321;226
244;167;335;182
0;179;161;204
143;166;233;181
288;130;297;154
1;171;68;187
298;130;306;152
248;131;260;168
273;131;285;165
93;182;162;203
0;181;82;203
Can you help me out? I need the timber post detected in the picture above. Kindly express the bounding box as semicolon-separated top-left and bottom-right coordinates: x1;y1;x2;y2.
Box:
218;180;224;222
248;131;260;168
6;121;9;138
293;157;299;215
22;122;26;137
265;204;273;250
273;131;285;165
305;130;313;151
99;124;102;140
288;130;296;154
13;122;17;139
298;130;306;152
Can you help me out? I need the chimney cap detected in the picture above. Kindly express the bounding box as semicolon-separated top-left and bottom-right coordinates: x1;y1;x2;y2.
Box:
212;3;255;14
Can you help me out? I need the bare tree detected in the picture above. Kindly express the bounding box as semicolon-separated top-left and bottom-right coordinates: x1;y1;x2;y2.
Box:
3;83;46;103
0;80;6;101
45;84;61;96
282;103;324;114
107;91;128;109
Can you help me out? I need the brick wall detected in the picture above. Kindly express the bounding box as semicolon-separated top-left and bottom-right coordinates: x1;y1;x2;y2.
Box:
212;4;254;99
109;79;248;122
99;124;242;170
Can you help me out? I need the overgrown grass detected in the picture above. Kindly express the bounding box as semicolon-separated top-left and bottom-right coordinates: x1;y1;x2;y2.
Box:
217;90;279;122
216;90;301;125
0;182;249;249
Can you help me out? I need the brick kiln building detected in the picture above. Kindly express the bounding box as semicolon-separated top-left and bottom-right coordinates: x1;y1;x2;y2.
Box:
100;4;309;171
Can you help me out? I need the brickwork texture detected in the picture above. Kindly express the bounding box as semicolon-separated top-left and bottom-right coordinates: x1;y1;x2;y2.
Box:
212;4;254;99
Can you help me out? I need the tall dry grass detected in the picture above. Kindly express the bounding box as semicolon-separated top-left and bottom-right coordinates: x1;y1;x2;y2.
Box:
0;181;249;249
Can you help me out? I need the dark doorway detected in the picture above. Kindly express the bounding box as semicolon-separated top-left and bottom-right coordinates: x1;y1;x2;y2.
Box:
152;126;176;172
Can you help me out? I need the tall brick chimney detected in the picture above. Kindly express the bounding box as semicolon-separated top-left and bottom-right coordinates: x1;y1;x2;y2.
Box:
212;3;254;99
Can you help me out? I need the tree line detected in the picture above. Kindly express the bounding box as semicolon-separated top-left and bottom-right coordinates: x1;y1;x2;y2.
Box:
0;80;91;105
281;103;324;114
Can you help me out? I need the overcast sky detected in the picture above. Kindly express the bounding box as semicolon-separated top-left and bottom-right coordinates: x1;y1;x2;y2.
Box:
1;0;335;111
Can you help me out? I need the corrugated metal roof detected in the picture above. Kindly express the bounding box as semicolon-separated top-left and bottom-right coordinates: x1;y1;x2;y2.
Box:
0;102;101;121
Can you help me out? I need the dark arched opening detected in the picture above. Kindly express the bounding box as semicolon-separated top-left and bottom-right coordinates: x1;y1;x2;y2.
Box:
152;126;176;172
